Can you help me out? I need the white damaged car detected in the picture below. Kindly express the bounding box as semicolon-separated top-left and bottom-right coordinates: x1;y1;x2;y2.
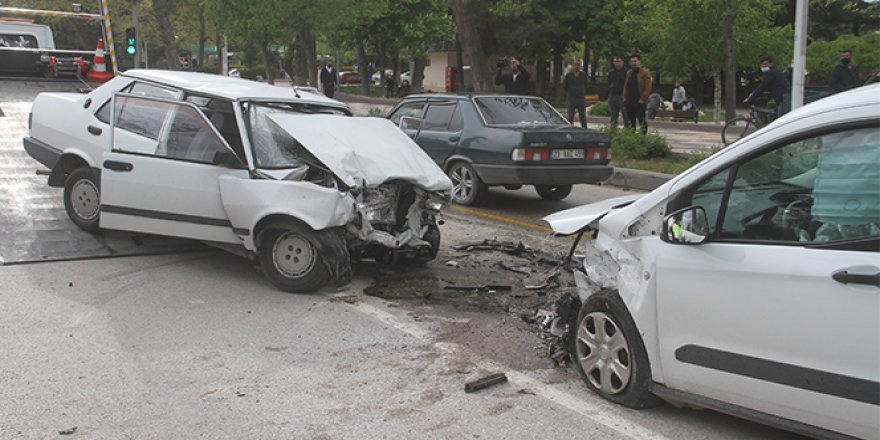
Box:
24;70;452;293
545;85;879;439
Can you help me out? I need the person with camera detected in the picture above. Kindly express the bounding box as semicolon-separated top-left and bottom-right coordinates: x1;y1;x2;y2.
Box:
563;60;589;128
494;57;530;95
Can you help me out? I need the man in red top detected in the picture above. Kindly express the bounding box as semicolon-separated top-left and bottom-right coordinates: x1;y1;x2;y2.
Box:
622;54;652;133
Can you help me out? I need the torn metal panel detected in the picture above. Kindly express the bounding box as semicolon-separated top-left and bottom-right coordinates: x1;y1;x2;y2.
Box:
542;194;643;236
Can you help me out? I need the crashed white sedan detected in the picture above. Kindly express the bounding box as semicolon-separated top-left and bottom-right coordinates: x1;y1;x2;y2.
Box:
23;70;451;292
545;85;879;439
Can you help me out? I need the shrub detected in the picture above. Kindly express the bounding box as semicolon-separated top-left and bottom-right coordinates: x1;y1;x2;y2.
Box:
608;128;671;160
588;100;609;116
367;107;385;117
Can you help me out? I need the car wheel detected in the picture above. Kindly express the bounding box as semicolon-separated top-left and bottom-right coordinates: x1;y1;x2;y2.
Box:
535;184;573;201
570;289;661;408
259;223;330;293
448;162;487;206
63;167;101;232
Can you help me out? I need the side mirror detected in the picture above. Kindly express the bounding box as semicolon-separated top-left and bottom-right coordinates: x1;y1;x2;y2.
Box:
398;116;423;133
662;206;709;245
213;149;245;169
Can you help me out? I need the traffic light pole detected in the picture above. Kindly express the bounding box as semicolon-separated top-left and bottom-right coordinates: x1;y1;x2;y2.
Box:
132;0;139;68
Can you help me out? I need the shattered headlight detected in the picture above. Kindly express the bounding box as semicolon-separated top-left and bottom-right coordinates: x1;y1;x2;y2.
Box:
422;192;448;212
424;198;444;212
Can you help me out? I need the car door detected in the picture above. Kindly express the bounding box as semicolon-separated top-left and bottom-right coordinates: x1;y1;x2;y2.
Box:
654;125;879;439
413;101;463;166
100;93;249;244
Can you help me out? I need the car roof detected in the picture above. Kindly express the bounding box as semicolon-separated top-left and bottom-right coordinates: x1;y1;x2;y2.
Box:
122;69;347;108
772;83;879;124
401;93;546;101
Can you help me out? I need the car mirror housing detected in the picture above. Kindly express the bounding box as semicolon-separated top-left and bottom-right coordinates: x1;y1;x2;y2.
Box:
662;206;709;245
213;149;246;169
399;116;423;132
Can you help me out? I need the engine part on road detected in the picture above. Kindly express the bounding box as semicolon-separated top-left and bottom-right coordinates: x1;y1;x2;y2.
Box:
464;373;509;393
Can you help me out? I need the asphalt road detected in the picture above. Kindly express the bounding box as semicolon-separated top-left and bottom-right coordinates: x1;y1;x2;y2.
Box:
0;79;806;439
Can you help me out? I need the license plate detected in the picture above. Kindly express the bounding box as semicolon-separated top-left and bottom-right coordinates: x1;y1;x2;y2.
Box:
551;149;584;159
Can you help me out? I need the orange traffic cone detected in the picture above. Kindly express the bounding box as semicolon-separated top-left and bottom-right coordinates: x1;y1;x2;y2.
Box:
85;38;113;83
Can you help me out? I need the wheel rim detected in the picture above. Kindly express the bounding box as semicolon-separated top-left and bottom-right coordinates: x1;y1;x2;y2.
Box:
450;165;474;203
272;231;318;279
576;312;632;395
70;178;100;221
724;118;753;144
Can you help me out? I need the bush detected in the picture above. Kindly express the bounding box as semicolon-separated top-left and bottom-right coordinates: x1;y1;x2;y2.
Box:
608;128;671;160
588;100;609;116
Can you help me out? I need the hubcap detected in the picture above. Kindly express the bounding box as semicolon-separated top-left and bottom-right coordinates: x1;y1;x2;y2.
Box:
272;232;317;279
70;178;100;221
450;166;474;202
576;312;632;395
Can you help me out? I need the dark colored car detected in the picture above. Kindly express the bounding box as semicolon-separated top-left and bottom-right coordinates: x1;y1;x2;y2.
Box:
387;94;612;205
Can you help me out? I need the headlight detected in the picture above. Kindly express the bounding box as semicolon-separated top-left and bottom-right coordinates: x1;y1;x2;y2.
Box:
424;199;444;211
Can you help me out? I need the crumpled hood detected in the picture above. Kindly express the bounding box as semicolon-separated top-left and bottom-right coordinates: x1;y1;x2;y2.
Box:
267;114;452;191
542;194;643;235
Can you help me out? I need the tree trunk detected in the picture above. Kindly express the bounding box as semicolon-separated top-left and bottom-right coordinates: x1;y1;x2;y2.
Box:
714;71;722;125
535;59;546;97
197;6;206;70
263;45;275;85
297;26;317;86
358;45;369;95
413;55;427;92
154;10;180;71
451;0;491;92
553;49;563;103
723;0;737;121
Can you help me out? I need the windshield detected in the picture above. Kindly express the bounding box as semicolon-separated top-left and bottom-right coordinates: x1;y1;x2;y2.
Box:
245;102;348;169
474;96;569;126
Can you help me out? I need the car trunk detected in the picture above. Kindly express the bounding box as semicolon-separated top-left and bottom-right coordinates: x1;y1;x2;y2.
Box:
516;126;611;166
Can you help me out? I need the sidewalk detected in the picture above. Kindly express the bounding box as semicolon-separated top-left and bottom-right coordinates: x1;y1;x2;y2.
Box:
333;92;726;190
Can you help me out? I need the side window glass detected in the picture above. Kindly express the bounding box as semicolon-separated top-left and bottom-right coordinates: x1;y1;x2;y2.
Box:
159;105;227;163
448;104;463;132
686;168;732;235
129;82;179;100
113;95;169;143
389;102;425;125
719;126;879;246
423;103;455;131
95;83;135;124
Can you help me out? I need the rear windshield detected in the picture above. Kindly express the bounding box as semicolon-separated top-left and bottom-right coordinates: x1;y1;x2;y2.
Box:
474;96;568;126
0;34;38;48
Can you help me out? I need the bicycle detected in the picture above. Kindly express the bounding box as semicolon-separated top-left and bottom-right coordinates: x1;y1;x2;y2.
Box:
721;105;778;146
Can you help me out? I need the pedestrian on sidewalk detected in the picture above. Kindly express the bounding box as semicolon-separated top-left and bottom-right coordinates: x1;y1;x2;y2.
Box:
671;81;686;110
829;49;859;93
384;75;395;98
320;60;338;99
563;60;588;128
623;54;652;133
608;56;628;127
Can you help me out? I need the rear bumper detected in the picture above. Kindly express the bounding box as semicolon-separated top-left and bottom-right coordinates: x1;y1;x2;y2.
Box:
474;163;613;186
23;136;62;170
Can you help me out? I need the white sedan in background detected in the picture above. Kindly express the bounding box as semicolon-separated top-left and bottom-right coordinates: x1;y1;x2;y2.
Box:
546;84;879;440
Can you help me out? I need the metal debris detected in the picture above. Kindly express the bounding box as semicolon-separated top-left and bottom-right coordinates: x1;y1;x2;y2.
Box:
536;293;582;368
464;373;508;393
443;284;512;293
454;239;577;267
445;260;459;267
59;427;78;435
498;261;532;275
524;268;561;290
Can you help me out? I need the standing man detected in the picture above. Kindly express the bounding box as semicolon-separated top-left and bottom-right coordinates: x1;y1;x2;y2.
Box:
495;57;530;95
563;60;588;127
608;56;628;127
829;49;859;93
623;54;652;133
744;55;790;117
320;60;338;99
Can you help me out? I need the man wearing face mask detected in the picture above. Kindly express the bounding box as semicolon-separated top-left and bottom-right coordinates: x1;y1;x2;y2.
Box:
320;60;338;99
829;50;859;93
744;55;790;117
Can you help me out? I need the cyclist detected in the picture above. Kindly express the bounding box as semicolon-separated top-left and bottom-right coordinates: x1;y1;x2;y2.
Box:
743;55;790;118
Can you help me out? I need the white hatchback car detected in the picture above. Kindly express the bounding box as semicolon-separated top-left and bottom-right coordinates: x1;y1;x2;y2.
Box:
545;85;879;439
24;70;451;293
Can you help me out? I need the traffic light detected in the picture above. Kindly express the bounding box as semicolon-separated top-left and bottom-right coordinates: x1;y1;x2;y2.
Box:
125;27;136;55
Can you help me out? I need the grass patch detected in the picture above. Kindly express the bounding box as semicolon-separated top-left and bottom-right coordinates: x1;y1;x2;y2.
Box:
612;150;714;175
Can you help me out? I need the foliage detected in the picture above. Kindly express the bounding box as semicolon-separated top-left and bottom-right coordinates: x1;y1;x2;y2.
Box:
807;33;880;81
609;128;671;160
588;101;610;116
612;151;712;175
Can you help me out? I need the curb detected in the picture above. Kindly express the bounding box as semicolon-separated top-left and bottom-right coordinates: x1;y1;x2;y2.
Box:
606;168;673;191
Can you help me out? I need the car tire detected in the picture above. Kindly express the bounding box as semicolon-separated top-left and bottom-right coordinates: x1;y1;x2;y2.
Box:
259;223;331;293
63;167;101;232
570;289;661;409
414;223;441;263
535;184;573;201
721;116;756;146
448;162;487;206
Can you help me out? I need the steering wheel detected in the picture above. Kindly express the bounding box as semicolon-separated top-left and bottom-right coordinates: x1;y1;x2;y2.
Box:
782;198;814;240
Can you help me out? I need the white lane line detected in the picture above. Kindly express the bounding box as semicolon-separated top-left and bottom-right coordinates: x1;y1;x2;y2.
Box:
336;295;671;440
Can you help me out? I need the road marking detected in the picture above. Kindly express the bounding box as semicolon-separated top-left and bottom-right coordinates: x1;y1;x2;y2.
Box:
449;205;553;232
336;294;670;440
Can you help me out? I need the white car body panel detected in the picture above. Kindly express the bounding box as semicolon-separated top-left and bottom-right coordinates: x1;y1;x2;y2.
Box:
266;114;453;191
545;84;880;439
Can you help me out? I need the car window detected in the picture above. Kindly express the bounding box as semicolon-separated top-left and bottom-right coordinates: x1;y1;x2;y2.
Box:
129;82;180;100
423;103;456;131
95;82;137;124
474;96;568;126
113;95;169;142
185;95;245;159
159;105;229;163
683;126;879;249
0;33;38;48
448;105;463;132
245;103;323;169
388;102;425;125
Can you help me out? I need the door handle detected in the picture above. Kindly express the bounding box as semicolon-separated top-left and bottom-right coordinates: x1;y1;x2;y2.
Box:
448;136;460;143
832;268;880;287
87;125;102;135
103;160;133;172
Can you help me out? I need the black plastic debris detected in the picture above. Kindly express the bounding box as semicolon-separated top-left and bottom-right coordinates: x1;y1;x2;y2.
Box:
454;239;578;267
464;373;508;393
59;427;77;435
537;293;582;368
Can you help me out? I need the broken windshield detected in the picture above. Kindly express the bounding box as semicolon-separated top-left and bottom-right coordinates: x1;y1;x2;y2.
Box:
474;96;569;126
245;102;346;169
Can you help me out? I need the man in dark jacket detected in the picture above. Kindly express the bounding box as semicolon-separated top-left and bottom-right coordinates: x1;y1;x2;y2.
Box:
623;54;652;133
319;60;338;99
494;57;530;94
563;60;588;127
829;50;859;93
608;56;628;127
744;55;790;117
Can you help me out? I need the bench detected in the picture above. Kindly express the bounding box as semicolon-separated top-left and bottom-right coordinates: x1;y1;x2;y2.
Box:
654;109;699;123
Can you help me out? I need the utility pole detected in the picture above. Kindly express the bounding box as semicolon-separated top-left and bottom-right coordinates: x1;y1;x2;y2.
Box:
132;0;139;68
790;0;808;110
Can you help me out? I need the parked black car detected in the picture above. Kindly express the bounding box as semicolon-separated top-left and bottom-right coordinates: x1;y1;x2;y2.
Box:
388;94;612;205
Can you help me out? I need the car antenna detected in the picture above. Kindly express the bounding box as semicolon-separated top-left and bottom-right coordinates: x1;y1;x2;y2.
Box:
284;69;301;99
